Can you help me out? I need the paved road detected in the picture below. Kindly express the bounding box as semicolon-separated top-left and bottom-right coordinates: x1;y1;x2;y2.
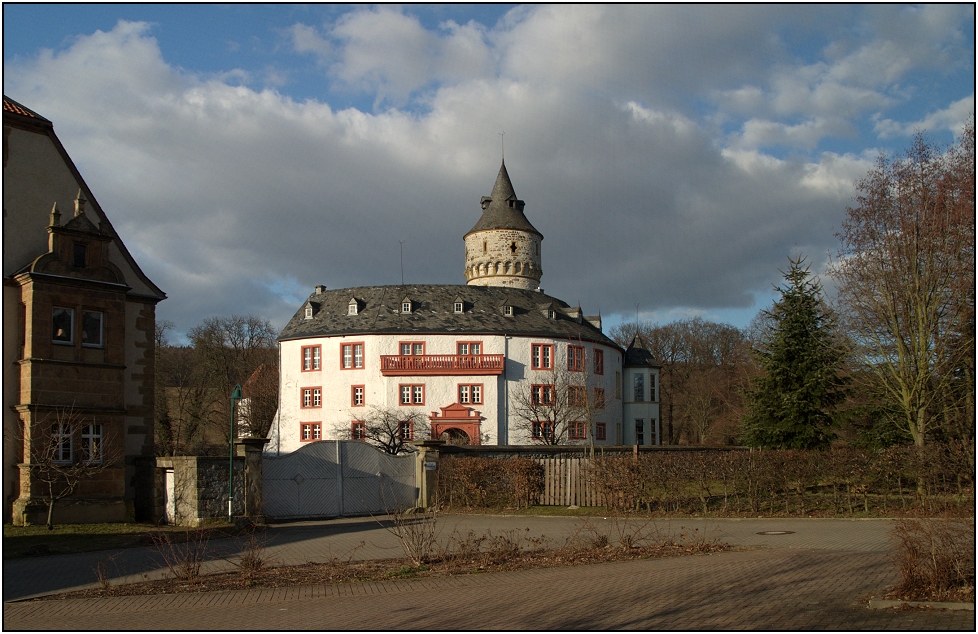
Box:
4;516;974;630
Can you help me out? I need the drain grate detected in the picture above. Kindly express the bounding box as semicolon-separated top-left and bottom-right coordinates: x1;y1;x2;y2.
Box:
756;530;795;535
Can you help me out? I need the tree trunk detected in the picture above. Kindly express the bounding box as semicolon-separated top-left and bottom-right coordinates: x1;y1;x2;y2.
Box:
46;482;56;530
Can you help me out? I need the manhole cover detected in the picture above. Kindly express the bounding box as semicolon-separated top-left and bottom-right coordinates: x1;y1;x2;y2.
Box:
756;530;795;535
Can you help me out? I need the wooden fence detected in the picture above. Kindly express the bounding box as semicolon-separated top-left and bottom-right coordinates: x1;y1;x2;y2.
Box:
534;456;603;507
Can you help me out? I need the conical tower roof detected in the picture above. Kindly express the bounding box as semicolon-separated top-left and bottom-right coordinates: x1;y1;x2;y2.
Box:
465;161;542;238
624;334;661;368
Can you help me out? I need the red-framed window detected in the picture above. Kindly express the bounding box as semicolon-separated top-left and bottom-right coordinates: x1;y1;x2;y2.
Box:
594;388;606;410
301;387;322;408
399;341;425;355
398;420;414;440
594;349;604;375
341;342;364;369
531;344;554;370
300;422;322;442
458;384;483;404
531;384;555;406
532;421;554;441
568;386;587;408
567;345;585;372
399;384;425;405
301;345;322;371
596;422;607;441
351;385;365;407
456;341;482;355
568;421;587;440
351;420;366;440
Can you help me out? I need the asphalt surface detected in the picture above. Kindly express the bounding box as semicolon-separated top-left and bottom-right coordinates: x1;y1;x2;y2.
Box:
3;515;974;630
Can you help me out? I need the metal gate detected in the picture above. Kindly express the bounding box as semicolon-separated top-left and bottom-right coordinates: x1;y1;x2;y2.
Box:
262;441;417;520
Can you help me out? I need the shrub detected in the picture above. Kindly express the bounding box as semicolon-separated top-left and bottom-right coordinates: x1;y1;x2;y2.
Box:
437;457;543;509
890;516;975;602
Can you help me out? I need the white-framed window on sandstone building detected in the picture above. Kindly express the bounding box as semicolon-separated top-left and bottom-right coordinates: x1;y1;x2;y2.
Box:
352;385;365;407
52;307;73;344
81;311;103;348
81;424;103;463
52;423;72;463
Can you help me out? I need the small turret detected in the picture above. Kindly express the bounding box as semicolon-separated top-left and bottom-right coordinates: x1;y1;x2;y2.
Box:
463;161;543;290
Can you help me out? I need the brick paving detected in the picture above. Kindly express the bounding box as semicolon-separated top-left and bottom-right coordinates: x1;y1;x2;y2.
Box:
4;516;974;630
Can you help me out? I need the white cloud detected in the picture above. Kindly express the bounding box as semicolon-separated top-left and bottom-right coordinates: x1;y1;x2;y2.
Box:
873;95;976;139
3;7;971;337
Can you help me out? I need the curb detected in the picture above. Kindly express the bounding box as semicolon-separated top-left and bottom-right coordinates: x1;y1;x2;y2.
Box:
869;598;974;611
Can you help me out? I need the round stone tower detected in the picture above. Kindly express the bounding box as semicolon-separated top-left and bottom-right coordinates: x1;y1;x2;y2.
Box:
464;161;543;289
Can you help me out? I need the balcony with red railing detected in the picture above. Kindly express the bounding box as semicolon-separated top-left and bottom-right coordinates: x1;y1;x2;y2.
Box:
380;354;505;376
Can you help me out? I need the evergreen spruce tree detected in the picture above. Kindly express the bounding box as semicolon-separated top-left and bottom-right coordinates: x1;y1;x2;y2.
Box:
742;256;846;449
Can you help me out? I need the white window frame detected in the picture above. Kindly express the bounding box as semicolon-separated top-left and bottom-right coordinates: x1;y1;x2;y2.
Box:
53;307;74;345
52;423;72;463
81;311;103;348
81;423;103;463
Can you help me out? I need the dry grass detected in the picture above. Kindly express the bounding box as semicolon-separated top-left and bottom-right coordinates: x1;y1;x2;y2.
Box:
887;516;975;603
39;519;728;601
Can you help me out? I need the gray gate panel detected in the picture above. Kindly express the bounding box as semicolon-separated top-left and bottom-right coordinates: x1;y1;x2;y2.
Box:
263;440;417;520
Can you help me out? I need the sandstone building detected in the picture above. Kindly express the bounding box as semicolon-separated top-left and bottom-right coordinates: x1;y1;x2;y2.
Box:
3;96;166;524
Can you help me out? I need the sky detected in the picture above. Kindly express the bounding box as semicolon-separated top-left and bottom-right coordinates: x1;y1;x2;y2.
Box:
3;4;974;342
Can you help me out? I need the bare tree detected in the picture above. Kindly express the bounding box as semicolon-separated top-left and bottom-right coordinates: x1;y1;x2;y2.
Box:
511;362;593;445
188;315;279;443
156;324;215;456
21;406;118;529
611;317;751;445
833;122;975;447
340;407;429;454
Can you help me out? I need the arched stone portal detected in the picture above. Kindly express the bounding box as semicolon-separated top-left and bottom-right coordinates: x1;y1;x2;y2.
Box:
429;403;482;446
440;428;470;445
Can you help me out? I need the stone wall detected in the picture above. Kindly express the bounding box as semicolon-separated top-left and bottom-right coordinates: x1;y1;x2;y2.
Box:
156;439;267;526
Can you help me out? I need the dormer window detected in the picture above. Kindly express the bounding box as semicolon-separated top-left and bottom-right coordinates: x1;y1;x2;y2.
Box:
348;299;359;315
73;242;87;268
503;305;514;316
304;305;314;320
454;302;464;313
402;301;412;314
548;309;557;320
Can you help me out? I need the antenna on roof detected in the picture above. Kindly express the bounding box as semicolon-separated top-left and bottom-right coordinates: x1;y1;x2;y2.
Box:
399;240;405;285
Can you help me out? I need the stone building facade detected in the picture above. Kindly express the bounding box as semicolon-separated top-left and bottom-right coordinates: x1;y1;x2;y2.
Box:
3;96;165;524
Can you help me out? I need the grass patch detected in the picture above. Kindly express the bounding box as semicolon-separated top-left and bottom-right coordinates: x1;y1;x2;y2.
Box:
3;522;238;559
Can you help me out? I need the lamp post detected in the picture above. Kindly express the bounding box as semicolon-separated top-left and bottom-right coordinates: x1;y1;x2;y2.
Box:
228;384;243;524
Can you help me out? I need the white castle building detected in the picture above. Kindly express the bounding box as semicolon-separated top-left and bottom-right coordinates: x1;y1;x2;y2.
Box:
266;162;659;453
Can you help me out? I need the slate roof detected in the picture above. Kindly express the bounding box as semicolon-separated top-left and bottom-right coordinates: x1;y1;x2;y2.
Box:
624;334;661;368
279;284;619;349
465;161;542;238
